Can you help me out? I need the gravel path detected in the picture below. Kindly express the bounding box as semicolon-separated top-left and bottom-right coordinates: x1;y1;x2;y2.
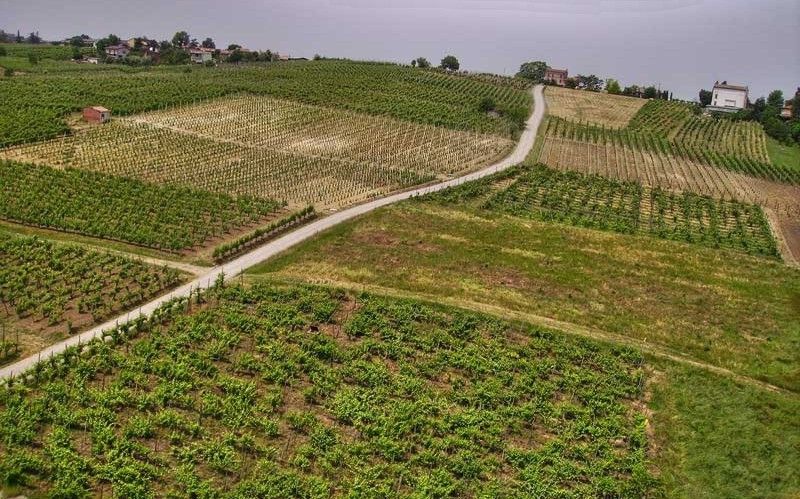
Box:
0;85;545;380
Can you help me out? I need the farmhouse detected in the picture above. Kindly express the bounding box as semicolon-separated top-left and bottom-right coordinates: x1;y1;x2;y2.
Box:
83;106;111;124
709;81;748;112
544;67;569;86
189;49;213;64
104;44;130;60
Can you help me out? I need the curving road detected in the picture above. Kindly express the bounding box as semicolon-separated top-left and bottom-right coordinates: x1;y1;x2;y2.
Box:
0;84;545;380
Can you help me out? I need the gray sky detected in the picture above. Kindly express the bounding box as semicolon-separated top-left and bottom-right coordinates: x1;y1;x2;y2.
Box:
4;0;799;100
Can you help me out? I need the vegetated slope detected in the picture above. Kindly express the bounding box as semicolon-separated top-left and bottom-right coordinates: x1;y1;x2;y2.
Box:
0;60;532;145
2;95;513;208
437;163;777;258
0;236;183;363
0;283;659;498
545;86;646;128
648;359;800;498
544;115;798;185
251;201;800;391
543;89;797;185
0;160;283;251
538;118;800;216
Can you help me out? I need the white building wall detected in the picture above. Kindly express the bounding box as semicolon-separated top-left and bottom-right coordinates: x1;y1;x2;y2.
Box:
711;88;747;109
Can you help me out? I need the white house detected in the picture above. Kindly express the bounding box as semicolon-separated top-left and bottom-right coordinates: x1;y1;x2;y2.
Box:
709;81;748;111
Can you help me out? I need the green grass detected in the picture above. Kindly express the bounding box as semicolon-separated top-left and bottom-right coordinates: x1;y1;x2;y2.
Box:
650;359;800;498
249;201;800;391
0;283;660;497
766;137;800;173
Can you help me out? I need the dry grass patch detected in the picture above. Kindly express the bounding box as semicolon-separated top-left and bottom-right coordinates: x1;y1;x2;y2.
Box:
545;86;646;128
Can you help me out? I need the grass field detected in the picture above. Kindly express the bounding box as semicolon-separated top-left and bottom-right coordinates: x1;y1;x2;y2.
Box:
0;283;659;498
544;86;646;128
766;137;800;174
0;235;184;363
0;60;532;145
648;359;800;498
250;201;800;391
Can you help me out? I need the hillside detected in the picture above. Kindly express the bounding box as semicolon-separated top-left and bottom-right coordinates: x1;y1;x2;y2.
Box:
0;58;798;498
0;59;532;145
542;87;798;185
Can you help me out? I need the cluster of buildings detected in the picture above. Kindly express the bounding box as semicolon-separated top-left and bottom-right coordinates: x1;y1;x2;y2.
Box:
66;35;295;65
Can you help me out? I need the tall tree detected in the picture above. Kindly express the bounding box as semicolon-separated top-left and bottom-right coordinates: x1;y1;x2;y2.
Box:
699;89;712;106
622;85;640;97
26;32;41;44
440;55;460;71
201;37;215;49
792;88;800;120
516;61;547;82
767;90;784;109
415;57;431;69
172;31;190;48
576;74;604;92
643;86;658;99
606;79;621;95
94;34;120;54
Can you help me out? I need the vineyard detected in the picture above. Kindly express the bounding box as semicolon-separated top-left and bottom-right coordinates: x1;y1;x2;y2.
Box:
544;86;646;128
2;95;514;208
0;60;532;145
626;100;697;136
0;236;183;362
538;120;800;217
0;43;94;61
542;117;799;185
480;165;778;258
0;283;658;497
629;100;772;163
0;160;284;251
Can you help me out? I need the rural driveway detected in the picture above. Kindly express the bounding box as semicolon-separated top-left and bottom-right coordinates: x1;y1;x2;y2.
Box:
0;84;545;380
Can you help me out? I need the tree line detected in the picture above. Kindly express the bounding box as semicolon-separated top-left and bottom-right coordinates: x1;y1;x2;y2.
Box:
514;61;671;99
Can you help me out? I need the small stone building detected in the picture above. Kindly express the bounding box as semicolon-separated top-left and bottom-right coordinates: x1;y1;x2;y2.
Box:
83;106;111;124
544;67;569;86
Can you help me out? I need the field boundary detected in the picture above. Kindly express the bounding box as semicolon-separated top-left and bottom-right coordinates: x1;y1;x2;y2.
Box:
0;85;546;381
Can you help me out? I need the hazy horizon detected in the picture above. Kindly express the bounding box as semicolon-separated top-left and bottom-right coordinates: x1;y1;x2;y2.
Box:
4;0;799;100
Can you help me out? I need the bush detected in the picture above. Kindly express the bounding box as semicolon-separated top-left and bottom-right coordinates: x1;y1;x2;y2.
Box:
478;97;496;113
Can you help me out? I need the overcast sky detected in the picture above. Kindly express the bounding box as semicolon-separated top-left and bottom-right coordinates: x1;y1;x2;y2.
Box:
4;0;799;100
